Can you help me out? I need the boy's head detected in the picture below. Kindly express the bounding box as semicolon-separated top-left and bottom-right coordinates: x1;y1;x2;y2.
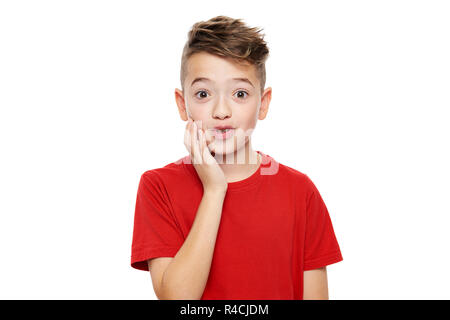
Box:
175;15;272;156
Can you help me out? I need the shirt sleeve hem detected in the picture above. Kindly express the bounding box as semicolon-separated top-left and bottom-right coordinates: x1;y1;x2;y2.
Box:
131;246;180;271
303;250;343;271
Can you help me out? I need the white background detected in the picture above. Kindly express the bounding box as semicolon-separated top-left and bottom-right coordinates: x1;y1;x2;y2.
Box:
1;0;449;299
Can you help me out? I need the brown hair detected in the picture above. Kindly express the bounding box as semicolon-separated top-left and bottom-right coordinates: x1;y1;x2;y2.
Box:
180;15;269;95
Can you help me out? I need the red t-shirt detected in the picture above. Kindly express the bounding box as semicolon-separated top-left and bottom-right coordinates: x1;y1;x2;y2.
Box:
130;150;343;299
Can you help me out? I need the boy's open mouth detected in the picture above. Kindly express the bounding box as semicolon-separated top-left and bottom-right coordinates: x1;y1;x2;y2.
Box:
212;128;235;140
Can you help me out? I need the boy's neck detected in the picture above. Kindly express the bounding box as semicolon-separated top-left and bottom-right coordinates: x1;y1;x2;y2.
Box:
214;142;261;183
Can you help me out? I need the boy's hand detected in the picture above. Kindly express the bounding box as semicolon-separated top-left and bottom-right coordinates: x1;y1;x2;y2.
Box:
184;118;228;193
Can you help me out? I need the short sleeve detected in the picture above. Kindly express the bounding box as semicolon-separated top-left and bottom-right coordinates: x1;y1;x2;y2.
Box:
303;175;343;271
130;170;185;271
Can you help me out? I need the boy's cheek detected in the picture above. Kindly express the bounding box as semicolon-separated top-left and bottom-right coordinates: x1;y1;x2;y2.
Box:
204;130;214;145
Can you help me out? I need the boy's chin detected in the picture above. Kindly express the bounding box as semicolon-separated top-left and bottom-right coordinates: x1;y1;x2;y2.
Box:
207;142;237;155
208;144;250;161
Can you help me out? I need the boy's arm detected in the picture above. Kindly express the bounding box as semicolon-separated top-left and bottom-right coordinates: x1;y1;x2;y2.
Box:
156;188;227;300
303;267;329;300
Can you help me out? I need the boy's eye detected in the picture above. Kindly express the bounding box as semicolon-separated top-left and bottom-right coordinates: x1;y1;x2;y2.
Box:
195;90;209;99
194;90;249;100
235;90;249;99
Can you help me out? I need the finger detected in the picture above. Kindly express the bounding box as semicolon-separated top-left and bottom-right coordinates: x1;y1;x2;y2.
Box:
184;120;193;157
186;119;196;159
199;129;208;162
205;129;214;146
201;129;214;164
195;124;204;165
191;121;202;164
189;119;195;158
207;134;215;153
200;128;215;164
189;120;196;163
198;128;204;159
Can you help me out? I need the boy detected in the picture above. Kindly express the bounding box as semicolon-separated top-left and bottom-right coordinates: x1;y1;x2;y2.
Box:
130;15;343;300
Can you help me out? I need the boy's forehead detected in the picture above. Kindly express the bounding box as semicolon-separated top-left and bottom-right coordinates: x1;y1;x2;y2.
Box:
186;52;258;85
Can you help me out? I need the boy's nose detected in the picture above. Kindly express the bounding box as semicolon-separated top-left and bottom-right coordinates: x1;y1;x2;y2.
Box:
212;100;232;119
212;109;232;120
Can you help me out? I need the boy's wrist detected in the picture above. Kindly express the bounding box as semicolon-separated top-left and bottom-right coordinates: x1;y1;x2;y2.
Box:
203;186;227;197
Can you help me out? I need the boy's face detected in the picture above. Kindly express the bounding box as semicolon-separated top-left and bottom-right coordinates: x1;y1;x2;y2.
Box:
175;52;272;156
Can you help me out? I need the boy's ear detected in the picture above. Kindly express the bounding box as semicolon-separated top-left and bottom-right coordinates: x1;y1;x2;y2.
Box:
174;88;190;121
258;87;272;120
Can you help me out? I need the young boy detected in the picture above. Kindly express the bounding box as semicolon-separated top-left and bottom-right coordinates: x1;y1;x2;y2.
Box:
130;15;343;300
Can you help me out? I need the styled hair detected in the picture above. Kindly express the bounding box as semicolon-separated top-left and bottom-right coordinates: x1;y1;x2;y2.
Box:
180;15;269;95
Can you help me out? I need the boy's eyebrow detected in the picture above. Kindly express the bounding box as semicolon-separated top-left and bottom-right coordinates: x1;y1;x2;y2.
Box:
190;77;254;88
